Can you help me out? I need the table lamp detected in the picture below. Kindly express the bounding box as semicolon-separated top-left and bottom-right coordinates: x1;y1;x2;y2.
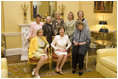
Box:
99;21;109;33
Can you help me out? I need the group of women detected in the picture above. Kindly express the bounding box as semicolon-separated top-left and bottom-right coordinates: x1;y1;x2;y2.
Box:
28;11;91;78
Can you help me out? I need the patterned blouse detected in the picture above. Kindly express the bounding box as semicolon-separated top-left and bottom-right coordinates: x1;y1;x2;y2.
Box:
52;18;64;35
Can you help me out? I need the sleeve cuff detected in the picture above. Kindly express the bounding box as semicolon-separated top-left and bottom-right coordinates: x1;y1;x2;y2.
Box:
54;47;58;50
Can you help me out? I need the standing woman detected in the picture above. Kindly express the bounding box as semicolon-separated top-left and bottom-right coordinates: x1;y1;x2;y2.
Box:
52;11;64;35
29;29;49;78
65;12;76;42
77;10;89;30
72;20;91;76
27;15;44;41
42;16;55;45
51;27;71;75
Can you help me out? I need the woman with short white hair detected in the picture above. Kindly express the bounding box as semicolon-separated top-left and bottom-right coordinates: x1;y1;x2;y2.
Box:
42;16;55;45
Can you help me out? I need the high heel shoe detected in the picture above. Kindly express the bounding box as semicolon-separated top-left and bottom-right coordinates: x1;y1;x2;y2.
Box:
55;70;60;74
35;75;40;78
72;70;76;74
59;71;63;75
32;68;36;76
79;71;83;76
32;70;35;76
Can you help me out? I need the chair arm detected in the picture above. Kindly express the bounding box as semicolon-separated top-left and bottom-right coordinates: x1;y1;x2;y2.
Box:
47;47;51;56
96;48;117;63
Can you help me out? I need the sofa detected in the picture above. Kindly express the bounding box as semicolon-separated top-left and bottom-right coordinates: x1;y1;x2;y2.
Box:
1;58;8;78
96;48;117;78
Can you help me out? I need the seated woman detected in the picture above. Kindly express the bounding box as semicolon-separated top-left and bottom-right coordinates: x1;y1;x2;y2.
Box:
72;20;91;76
28;29;49;78
51;26;71;75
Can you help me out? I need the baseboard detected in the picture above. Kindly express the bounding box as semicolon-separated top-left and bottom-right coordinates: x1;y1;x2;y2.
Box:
6;48;22;56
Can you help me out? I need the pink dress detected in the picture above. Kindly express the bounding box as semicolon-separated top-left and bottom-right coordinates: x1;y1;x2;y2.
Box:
27;22;44;39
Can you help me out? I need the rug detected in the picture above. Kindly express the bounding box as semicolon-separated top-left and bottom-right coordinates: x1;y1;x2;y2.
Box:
7;55;103;78
42;71;104;78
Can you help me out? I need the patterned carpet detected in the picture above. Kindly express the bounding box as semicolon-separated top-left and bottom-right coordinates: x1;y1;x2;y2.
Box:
7;55;104;78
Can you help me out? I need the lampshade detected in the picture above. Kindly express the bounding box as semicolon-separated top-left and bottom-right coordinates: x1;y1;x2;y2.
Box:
99;21;108;33
99;21;108;25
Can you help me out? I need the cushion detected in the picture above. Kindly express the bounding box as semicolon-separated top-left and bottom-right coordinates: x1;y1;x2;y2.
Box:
1;69;8;78
1;58;8;78
100;56;117;72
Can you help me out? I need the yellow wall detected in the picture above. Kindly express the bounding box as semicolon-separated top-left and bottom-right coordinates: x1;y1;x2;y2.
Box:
2;1;31;49
3;1;31;33
79;1;117;31
1;1;117;49
5;35;22;49
57;1;79;21
57;1;117;31
1;1;4;32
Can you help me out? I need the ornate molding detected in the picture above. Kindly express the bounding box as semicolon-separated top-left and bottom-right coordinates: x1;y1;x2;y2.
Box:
2;33;21;37
19;24;30;27
6;48;21;56
19;24;30;61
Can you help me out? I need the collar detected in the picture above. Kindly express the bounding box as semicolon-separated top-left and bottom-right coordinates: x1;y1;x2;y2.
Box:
46;23;51;25
77;18;85;21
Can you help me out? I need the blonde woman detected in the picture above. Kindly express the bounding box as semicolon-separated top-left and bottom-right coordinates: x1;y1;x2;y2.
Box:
28;29;49;78
65;12;76;42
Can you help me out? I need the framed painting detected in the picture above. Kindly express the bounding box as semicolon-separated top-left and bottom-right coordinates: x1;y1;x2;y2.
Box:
30;1;57;21
94;1;113;13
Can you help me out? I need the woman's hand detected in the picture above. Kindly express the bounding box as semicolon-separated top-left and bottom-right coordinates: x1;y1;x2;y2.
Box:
44;48;47;54
56;49;62;52
56;49;67;52
27;36;32;42
62;49;67;52
30;57;37;60
73;41;79;46
79;42;86;45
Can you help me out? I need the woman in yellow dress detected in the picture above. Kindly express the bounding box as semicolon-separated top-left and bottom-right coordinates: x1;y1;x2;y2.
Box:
28;29;49;78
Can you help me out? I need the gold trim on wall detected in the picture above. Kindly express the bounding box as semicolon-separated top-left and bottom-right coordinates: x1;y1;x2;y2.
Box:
30;1;34;21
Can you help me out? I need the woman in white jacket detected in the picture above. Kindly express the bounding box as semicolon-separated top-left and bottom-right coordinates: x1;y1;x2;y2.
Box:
51;26;71;75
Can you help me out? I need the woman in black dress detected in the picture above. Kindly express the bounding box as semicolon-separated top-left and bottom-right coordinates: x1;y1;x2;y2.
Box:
42;16;55;45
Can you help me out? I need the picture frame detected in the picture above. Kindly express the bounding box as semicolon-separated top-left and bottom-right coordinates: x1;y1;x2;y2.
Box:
30;1;57;21
94;1;113;13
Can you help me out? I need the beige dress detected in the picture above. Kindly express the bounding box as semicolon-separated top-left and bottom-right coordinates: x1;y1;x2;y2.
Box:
51;35;71;57
33;37;49;59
